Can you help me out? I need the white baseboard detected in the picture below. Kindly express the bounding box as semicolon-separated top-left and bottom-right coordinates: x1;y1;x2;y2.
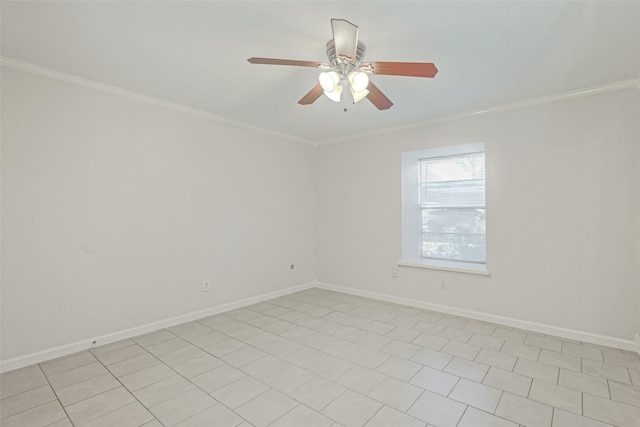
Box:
0;282;315;373
316;282;639;353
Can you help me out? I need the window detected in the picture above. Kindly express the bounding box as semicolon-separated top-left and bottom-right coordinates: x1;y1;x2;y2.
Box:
401;142;488;274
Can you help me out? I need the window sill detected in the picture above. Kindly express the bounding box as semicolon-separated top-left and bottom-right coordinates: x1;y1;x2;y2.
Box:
398;259;491;276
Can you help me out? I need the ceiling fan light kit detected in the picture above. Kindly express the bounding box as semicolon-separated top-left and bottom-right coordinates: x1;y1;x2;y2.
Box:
247;18;438;110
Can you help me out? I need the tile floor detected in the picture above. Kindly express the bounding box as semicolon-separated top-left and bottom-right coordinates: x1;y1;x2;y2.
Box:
1;288;639;427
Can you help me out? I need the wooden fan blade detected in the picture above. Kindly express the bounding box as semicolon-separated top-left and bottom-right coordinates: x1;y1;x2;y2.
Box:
247;57;322;67
298;84;324;105
366;82;393;110
366;62;438;78
331;19;359;63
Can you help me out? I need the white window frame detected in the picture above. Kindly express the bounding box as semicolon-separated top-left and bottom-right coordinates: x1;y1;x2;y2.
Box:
400;142;489;275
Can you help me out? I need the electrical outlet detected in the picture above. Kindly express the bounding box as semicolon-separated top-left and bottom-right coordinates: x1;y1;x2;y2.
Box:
202;281;211;292
391;267;398;279
440;281;446;290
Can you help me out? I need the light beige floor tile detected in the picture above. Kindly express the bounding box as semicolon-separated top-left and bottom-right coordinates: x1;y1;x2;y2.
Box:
411;347;453;370
387;327;421;342
376;356;422;382
220;345;266;368
412;333;449;350
94;344;147;366
0;385;56;419
529;379;582;414
149;388;216;426
211;375;269;409
119;363;175;391
159;346;207;367
1;400;67;427
356;332;394;350
514;358;559;383
410;366;460;396
407;390;466;427
66;386;136;425
368;377;422;412
442;341;481;360
134;375;194;408
467;334;505;351
108;353;161;378
242;355;291;379
492;328;527;343
270;404;334;427
91;340;136;356
322;389;382;427
337;366;387;395
582;359;631;384
539;350;581;372
449;378;502;412
458;407;518;427
81;401;154;427
525;335;563;352
609;381;640;407
146;338;192;356
444;357;489;382
203;338;247;357
56;372;120;406
438;327;473;343
561;342;603;362
308;355;354;381
482;367;532;397
191;363;245;393
324;340;363;359
380;339;421;359
132;330;176;348
236;389;298;427
464;322;497;336
552;408;612;427
412;321;445;336
347;347;390;369
364;405;426;427
290;376;346;411
47;419;74;427
174;403;244;427
500;341;540;361
40;351;97;376
495;392;553;427
474;348;516;371
188;330;229;348
172;354;224;379
362;321;395;335
583;393;640;427
264;365;316;394
438;317;469;329
48;362;108;390
1;365;49;399
558;369;609;398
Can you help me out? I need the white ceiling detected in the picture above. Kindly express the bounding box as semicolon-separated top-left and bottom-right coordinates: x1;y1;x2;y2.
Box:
2;1;640;143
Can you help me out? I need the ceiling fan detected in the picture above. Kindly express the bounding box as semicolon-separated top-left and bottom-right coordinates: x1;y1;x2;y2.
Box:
247;19;438;110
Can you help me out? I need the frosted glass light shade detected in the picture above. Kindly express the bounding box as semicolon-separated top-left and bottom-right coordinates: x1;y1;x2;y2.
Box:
319;71;340;92
324;84;342;102
350;86;369;103
348;71;369;92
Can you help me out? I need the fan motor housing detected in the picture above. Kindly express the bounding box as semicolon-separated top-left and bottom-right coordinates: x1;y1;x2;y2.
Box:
326;40;366;68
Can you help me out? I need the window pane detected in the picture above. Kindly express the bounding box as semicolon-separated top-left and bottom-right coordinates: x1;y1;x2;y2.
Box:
421;232;486;263
420;152;485;207
422;208;486;234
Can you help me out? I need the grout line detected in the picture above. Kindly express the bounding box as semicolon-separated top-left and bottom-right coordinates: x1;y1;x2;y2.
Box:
36;364;76;426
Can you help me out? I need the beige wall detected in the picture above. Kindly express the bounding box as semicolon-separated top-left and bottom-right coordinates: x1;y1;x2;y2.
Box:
316;88;640;342
1;67;316;361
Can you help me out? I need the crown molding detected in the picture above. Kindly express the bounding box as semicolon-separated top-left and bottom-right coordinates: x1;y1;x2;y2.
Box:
317;78;640;146
0;56;314;146
3;56;637;147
